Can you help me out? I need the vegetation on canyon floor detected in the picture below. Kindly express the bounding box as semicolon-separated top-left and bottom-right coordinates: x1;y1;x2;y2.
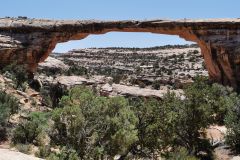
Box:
1;63;240;159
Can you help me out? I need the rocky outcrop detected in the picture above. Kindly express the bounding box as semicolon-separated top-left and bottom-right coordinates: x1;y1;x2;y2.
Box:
1;18;240;89
39;75;107;88
102;84;184;99
38;57;69;72
54;75;96;86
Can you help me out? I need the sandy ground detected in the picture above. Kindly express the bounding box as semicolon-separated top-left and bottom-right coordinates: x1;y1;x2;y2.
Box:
0;149;43;160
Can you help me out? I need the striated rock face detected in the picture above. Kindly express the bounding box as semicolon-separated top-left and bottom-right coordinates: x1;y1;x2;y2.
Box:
104;84;184;99
1;18;240;89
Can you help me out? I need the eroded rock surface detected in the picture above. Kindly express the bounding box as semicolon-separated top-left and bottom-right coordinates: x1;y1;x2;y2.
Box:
109;84;183;98
1;18;240;89
38;57;69;72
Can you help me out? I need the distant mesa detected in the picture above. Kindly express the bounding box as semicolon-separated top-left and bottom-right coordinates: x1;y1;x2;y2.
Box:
0;17;240;89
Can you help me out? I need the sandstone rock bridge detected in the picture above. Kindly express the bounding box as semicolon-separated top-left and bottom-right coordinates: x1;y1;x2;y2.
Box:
1;18;240;89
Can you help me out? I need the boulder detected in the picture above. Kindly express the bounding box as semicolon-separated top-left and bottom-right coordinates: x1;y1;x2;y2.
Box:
38;57;69;72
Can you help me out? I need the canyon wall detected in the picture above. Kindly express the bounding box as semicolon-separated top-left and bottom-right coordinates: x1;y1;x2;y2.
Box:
0;18;240;89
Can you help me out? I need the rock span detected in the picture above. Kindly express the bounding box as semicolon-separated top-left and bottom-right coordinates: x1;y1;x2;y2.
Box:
0;18;240;89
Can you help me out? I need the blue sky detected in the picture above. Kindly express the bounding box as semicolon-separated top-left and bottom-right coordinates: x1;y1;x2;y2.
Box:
1;0;239;52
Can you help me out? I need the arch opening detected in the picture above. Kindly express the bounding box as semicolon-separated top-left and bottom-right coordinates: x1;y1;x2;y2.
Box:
53;32;194;53
40;32;207;96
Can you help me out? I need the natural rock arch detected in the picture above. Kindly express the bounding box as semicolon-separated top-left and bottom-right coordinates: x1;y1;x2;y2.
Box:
0;18;240;89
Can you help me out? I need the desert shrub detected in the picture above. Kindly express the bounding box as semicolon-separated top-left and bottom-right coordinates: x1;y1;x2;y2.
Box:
12;112;50;145
40;87;53;107
46;147;79;160
153;61;160;69
167;69;173;75
193;50;199;54
128;97;173;158
152;80;161;90
129;91;213;158
186;76;235;124
0;90;19;116
40;83;68;108
51;86;138;159
189;56;196;62
15;143;32;154
127;81;217;158
224;95;240;153
128;77;230;158
138;81;146;88
66;66;88;76
30;97;37;107
206;83;237;124
1;62;28;91
162;92;213;156
165;147;199;160
129;78;148;88
38;67;63;76
156;69;162;76
160;76;240;157
35;145;51;158
135;66;142;75
29;78;42;92
48;83;68;108
112;73;124;84
0;90;19;140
